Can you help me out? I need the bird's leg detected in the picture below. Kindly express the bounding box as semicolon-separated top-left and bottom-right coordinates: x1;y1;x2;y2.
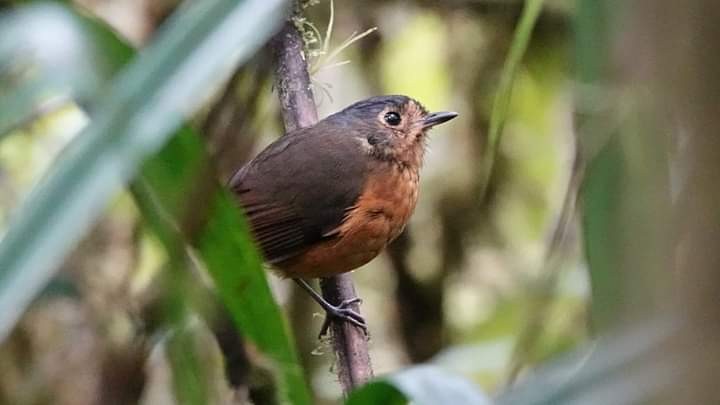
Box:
293;278;368;338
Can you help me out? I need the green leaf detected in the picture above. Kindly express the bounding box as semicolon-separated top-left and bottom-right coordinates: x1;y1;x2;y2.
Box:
2;1;310;404
1;2;313;403
574;0;621;332
347;366;492;405
496;318;676;405
575;0;672;332
136;129;311;405
579;136;626;330
0;0;285;346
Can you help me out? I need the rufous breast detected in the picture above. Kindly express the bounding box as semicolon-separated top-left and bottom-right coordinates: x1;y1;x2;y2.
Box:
277;162;420;278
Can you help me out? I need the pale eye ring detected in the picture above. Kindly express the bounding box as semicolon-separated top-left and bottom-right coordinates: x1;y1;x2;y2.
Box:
384;111;402;126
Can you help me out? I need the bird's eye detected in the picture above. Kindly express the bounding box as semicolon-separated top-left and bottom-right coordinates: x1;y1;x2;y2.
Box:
384;111;402;126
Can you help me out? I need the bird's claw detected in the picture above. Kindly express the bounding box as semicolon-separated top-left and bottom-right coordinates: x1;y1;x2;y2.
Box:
319;298;368;338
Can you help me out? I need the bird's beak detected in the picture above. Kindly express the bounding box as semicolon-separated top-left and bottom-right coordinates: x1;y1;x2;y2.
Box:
422;111;459;129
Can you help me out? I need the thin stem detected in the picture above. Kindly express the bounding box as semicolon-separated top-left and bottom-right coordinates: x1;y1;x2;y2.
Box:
322;0;335;55
323;27;377;67
271;19;373;395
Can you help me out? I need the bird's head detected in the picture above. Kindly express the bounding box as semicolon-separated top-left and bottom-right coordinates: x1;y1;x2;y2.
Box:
324;95;458;168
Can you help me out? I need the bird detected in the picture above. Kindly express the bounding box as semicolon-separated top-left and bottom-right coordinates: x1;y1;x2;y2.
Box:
228;95;457;335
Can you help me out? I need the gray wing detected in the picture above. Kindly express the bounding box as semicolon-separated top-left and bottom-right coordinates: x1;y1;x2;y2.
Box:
229;126;368;263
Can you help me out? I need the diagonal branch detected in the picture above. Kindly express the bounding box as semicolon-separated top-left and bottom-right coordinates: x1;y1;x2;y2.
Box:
271;19;373;395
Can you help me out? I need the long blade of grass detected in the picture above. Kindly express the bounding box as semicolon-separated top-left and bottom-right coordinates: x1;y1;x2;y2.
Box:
485;0;544;172
0;0;285;342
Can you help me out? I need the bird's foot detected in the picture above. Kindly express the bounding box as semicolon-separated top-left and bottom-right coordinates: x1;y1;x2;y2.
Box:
292;278;369;338
319;297;368;338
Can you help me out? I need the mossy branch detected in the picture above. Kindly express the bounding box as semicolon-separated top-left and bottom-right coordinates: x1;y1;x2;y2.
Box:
271;16;374;396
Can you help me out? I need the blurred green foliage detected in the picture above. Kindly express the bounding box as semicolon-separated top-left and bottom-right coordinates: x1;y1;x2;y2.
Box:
380;12;450;110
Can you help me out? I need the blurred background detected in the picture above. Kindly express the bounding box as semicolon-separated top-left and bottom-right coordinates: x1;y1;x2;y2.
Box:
1;0;718;404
